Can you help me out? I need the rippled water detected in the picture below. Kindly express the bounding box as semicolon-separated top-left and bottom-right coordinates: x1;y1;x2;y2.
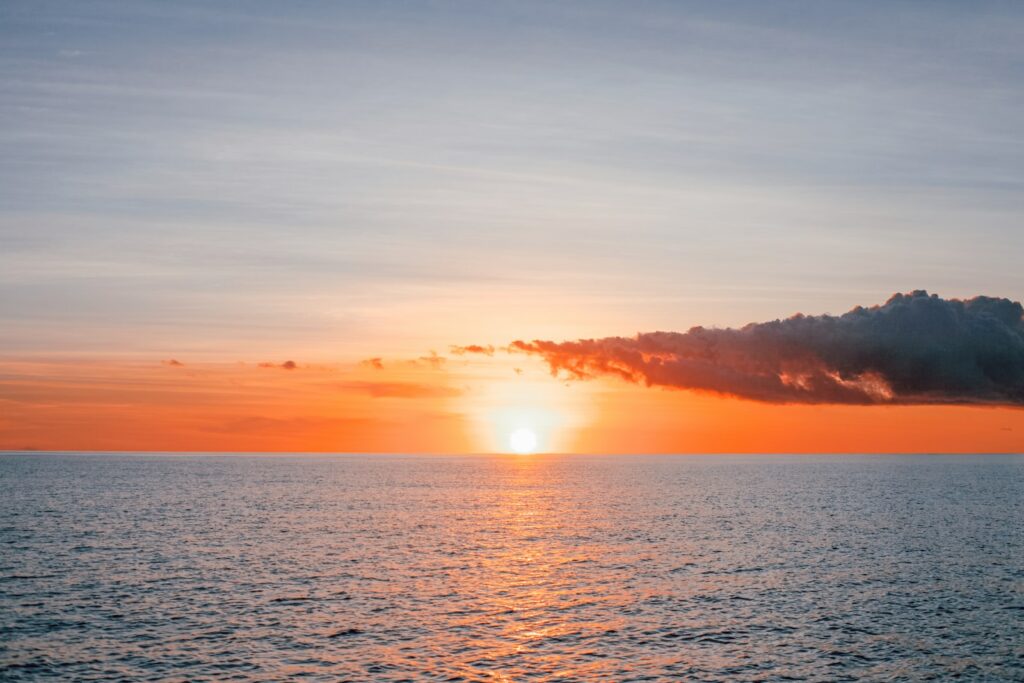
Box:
1;453;1022;681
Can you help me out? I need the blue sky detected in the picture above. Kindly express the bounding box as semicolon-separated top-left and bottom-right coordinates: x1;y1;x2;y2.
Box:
2;0;1023;359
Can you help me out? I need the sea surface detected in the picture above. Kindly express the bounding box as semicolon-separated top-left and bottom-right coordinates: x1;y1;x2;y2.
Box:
1;453;1022;682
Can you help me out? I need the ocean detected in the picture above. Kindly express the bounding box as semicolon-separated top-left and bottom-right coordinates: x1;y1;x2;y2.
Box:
1;453;1021;681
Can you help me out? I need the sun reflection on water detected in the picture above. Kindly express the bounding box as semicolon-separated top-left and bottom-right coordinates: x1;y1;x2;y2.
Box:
438;457;630;680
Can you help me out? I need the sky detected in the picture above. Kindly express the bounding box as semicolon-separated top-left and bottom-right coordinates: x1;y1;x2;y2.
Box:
2;0;1023;452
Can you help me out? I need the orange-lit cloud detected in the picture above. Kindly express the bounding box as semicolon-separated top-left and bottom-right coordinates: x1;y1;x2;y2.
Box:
417;352;446;369
450;344;495;356
509;291;1024;405
258;360;298;370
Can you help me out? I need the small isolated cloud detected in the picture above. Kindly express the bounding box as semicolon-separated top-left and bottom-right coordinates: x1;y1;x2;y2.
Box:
509;291;1024;405
450;344;495;356
337;381;462;399
360;357;385;370
417;351;446;369
258;360;298;370
161;359;184;367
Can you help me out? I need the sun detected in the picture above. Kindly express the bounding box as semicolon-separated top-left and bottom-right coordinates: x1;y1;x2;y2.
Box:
508;427;538;455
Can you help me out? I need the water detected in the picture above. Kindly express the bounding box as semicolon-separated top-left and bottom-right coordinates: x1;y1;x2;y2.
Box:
1;453;1022;681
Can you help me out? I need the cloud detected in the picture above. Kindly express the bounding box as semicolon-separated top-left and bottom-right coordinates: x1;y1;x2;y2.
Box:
509;291;1024;405
450;344;495;356
360;353;449;370
258;360;298;370
161;359;184;366
417;351;446;369
336;381;462;399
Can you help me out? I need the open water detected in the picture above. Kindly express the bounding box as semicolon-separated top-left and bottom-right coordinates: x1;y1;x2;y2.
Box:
1;453;1022;681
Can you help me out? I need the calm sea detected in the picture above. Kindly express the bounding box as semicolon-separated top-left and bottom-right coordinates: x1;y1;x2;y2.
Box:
1;453;1022;681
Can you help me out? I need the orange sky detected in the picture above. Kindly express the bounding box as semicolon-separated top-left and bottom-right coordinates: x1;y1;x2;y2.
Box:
2;355;1021;453
3;4;1024;454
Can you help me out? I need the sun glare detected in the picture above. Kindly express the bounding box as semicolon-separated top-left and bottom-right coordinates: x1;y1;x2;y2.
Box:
508;427;538;454
463;371;593;454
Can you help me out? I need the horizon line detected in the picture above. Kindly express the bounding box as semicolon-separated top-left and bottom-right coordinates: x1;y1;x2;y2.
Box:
3;449;1022;457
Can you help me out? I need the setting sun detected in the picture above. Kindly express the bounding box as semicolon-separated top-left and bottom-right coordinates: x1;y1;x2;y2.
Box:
508;428;538;455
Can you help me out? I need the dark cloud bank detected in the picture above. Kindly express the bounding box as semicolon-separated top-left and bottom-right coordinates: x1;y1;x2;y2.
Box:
507;291;1024;405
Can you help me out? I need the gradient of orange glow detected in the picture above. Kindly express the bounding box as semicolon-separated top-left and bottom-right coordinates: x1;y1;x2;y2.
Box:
1;356;1022;453
0;358;473;453
570;380;1024;454
456;361;592;454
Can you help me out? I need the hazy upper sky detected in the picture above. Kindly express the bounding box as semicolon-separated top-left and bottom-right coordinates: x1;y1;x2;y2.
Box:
3;0;1024;360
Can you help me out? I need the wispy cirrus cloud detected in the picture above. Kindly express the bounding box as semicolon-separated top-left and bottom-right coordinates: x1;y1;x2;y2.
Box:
336;381;462;399
417;352;446;370
208;415;377;435
506;291;1024;405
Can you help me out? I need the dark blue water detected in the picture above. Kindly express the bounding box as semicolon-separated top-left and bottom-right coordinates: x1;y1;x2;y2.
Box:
1;453;1022;681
